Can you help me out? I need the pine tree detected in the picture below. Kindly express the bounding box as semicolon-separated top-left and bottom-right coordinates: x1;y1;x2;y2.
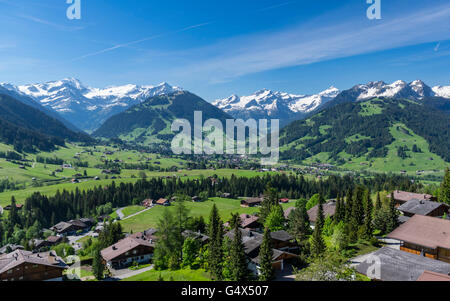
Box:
288;202;310;242
229;222;250;281
92;248;105;280
345;188;353;223
260;185;278;222
375;192;382;211
363;194;374;239
310;195;326;257
258;228;274;281
386;192;399;233
352;186;365;226
207;204;224;280
440;167;450;205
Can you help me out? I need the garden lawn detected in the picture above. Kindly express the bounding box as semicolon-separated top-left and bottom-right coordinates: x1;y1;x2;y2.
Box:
122;269;211;281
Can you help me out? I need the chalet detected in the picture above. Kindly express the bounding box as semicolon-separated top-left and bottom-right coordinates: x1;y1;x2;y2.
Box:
356;247;450;281
417;270;450;281
141;199;153;208
387;190;436;207
239;214;261;231
0;245;24;255
307;200;337;226
29;239;50;250
397;200;449;218
182;230;210;245
241;197;263;208
45;236;63;246
155;198;170;206
225;229;298;273
270;230;298;252
387;215;450;263
221;193;232;199
50;219;91;236
279;198;290;204
101;231;155;269
250;249;298;275
0;249;68;281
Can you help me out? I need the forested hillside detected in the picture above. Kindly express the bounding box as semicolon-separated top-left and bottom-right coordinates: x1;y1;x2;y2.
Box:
0;94;92;152
281;98;449;170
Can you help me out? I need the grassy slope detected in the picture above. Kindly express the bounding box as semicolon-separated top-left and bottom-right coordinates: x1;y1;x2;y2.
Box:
119;198;294;233
122;269;211;281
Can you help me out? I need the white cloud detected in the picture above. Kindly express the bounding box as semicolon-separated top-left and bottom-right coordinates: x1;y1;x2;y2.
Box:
168;4;450;83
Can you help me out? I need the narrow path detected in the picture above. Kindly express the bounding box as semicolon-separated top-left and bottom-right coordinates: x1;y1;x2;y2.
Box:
116;207;125;220
104;265;154;281
121;206;153;221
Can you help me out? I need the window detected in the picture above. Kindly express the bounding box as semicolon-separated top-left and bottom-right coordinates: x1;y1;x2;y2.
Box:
7;270;12;274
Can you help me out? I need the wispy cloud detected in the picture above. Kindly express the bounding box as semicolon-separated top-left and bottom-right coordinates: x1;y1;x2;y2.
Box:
434;42;441;52
167;4;450;83
16;14;85;31
72;22;212;61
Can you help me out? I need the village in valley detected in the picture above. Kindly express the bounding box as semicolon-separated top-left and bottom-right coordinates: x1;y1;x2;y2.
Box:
0;160;449;282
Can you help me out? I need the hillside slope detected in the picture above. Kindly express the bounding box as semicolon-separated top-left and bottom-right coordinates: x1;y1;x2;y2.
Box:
0;94;92;152
280;98;449;174
93;91;232;145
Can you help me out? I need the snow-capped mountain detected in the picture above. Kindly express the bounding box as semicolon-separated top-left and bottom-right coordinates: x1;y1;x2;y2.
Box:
353;80;437;100
432;85;450;99
1;78;182;132
213;87;339;126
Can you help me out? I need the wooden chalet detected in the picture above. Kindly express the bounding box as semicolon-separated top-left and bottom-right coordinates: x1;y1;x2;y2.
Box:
241;197;263;208
307;200;337;226
397;200;449;218
155;198;170;206
387;215;450;263
387;190;436;207
0;249;68;281
356;247;450;281
101;230;156;269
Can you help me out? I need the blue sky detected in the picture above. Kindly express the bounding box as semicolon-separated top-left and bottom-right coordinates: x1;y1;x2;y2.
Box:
0;0;450;101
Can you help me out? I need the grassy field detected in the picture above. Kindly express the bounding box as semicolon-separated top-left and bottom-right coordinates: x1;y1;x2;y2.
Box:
122;268;211;281
119;198;294;233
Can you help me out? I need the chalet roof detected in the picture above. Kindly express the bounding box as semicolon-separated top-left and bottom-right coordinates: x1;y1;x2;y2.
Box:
46;236;62;243
182;230;210;242
239;214;260;229
356;247;450;281
387;215;450;250
284;207;296;219
156;198;169;205
225;229;263;256
417;270;450;281
307;200;337;223
387;190;434;202
51;221;75;233
270;230;294;242
0;244;24;254
251;249;290;265
101;233;155;262
242;197;263;205
0;250;67;275
68;220;88;228
398;200;449;216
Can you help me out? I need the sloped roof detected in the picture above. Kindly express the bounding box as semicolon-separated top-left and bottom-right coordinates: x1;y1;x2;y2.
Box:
0;250;67;274
417;270;450;281
387;215;450;249
239;214;260;228
307;200;337;223
387;190;434;202
398;200;448;216
356;247;450;281
101;233;155;262
271;230;293;242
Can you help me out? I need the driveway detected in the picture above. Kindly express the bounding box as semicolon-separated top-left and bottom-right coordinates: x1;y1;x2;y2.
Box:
104;265;154;281
67;231;95;251
116;207;125;220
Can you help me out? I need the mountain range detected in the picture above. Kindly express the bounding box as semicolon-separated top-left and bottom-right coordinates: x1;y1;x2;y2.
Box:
0;78;182;132
213;87;340;127
215;80;450;124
